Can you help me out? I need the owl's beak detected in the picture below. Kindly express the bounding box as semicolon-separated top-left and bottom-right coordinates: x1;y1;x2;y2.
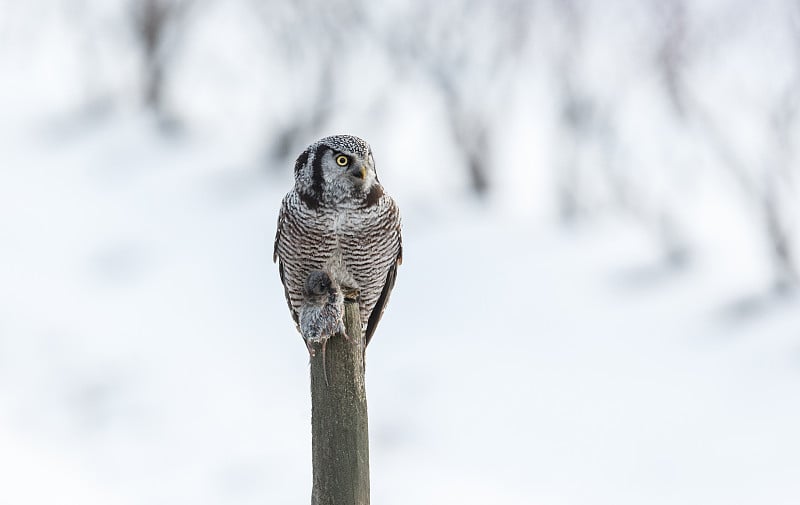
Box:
349;165;366;180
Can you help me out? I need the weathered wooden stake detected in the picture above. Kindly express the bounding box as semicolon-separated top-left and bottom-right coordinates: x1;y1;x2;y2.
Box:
310;299;370;505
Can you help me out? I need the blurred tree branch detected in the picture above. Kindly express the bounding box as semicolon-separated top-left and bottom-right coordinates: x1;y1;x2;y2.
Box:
676;0;800;293
253;0;366;165
379;0;533;198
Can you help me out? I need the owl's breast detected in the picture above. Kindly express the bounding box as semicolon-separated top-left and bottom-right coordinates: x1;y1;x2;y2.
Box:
278;191;399;329
334;204;399;283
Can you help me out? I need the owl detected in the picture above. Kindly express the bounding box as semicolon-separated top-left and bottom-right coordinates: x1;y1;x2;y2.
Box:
299;269;346;356
273;135;402;347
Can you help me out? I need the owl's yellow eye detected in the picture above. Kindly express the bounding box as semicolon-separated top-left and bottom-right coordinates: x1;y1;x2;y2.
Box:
335;155;350;167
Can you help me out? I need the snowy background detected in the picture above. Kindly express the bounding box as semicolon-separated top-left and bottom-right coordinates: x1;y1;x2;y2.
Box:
2;0;800;503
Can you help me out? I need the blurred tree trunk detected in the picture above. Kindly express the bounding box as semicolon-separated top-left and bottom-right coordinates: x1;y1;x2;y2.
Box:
553;0;592;223
131;0;191;114
442;90;491;198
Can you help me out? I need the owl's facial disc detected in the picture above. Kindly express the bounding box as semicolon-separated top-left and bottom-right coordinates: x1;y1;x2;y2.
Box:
348;154;376;187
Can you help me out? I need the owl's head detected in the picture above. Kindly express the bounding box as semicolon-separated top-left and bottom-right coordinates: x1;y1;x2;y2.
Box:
293;135;381;208
303;269;338;303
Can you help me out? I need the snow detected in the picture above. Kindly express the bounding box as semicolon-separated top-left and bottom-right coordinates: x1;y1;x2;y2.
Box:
1;1;799;504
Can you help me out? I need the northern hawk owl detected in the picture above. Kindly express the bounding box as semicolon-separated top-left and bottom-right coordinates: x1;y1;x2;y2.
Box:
273;135;402;348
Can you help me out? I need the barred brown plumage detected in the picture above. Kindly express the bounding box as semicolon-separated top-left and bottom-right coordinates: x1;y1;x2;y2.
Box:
274;135;402;346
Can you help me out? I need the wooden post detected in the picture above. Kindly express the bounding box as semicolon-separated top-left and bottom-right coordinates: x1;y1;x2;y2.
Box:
310;299;370;505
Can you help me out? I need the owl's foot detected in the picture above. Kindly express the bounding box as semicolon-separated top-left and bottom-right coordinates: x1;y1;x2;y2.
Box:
335;320;350;342
342;287;360;303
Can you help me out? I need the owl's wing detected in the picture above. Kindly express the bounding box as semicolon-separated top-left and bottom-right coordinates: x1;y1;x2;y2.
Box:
272;197;285;264
274;196;300;325
364;258;398;346
364;204;403;346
